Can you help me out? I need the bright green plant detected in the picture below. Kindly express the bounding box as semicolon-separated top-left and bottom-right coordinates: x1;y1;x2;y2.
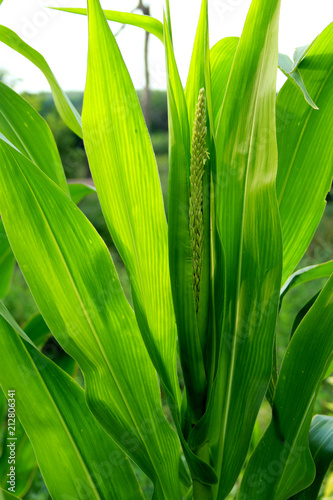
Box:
0;0;332;499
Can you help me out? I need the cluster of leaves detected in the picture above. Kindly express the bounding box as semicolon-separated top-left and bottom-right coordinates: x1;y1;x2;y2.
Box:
0;0;332;499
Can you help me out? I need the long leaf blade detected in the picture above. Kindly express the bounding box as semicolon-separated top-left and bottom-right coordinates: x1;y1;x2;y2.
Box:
240;273;333;499
0;80;68;194
210;0;283;496
0;26;82;138
82;0;180;413
53;7;164;43
0;138;182;499
277;22;333;284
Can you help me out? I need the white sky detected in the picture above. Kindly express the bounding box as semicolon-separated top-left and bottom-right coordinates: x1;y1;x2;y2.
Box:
0;0;332;93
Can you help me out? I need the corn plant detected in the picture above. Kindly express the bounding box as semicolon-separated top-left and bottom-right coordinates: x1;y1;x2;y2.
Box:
0;0;332;498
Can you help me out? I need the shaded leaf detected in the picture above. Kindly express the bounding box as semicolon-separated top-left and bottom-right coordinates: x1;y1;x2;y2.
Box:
53;7;163;43
291;415;333;499
68;182;96;204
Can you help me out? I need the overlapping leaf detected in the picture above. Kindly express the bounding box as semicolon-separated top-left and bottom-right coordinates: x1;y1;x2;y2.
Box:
82;0;180;414
0;80;68;194
0;303;144;500
280;260;333;300
0;137;182;499
0;26;82;137
276;22;333;284
240;273;333;499
209;0;283;497
54;7;164;42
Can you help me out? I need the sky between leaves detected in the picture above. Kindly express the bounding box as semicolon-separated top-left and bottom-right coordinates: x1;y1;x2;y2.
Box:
0;0;332;93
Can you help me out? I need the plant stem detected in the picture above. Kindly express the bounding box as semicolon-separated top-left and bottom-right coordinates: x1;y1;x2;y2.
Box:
192;441;213;500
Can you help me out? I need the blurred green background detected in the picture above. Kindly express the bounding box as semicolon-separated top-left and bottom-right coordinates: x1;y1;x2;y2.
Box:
1;90;332;499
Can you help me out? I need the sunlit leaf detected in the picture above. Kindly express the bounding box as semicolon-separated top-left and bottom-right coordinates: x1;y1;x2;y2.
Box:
0;26;82;138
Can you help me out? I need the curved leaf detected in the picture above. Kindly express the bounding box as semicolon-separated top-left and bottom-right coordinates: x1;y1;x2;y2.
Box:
240;273;333;499
210;0;283;497
0;80;68;194
68;182;96;205
276;22;333;284
0;26;82;138
280;261;333;299
291;415;333;499
0;303;144;500
0;392;37;498
53;7;163;43
0;137;182;499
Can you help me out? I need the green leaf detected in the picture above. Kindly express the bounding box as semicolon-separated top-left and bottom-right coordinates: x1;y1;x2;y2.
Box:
240;273;333;499
278;53;318;109
210;37;239;131
290;415;333;499
83;0;181;414
0;390;37;498
0;137;183;499
0;80;69;194
281;260;333;299
0;219;14;300
22;313;50;348
0;489;20;500
0;25;82;138
53;7;164;43
68;182;96;204
209;0;283;497
277;22;333;284
0;303;144;500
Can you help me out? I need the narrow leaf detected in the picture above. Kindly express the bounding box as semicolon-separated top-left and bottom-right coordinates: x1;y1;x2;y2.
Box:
0;26;82;138
83;0;181;414
53;7;164;43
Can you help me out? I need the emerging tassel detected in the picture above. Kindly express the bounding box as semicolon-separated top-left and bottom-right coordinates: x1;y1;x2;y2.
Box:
189;88;209;313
